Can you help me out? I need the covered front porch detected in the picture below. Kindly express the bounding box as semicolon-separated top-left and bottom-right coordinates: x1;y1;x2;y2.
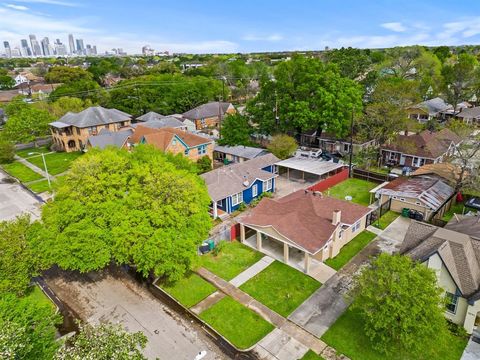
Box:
239;224;336;283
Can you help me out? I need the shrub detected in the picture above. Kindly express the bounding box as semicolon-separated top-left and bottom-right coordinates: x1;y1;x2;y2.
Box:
0;140;15;164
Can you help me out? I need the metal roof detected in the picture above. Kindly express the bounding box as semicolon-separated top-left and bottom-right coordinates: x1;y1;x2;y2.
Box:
276;157;345;176
49;121;71;128
214;145;268;159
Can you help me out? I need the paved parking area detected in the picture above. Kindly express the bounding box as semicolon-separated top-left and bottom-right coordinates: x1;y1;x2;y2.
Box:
0;170;41;221
274;176;314;198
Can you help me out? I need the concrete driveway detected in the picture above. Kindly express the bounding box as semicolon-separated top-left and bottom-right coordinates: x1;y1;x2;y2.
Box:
44;267;227;360
0;170;41;221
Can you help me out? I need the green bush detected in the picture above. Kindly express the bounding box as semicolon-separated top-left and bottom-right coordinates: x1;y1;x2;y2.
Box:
0;140;15;164
197;155;212;174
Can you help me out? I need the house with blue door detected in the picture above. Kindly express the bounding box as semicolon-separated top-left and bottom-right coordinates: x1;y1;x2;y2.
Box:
201;153;279;218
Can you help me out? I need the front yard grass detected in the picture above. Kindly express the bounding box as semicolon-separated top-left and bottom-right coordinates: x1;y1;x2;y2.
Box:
324;231;377;271
25;151;82;175
239;261;321;317
2;161;43;182
300;350;326;360
158;272;216;308
27;179;52;193
26;285;55;310
373;211;400;230
322;307;468;360
199;296;274;349
198;241;264;281
15;145;51;158
327;179;377;206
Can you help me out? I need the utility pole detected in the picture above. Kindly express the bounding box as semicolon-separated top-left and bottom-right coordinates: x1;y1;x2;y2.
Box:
218;76;226;139
348;107;355;178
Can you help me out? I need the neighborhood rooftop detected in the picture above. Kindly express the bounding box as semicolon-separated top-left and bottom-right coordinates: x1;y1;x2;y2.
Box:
51;106;132;128
412;97;452;115
87;129;133;149
142;127;212;149
276;157;344;177
214;145;268;160
182;101;232;120
131;116;185;130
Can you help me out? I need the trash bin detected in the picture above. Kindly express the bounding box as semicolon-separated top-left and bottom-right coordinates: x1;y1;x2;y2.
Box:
402;208;410;217
207;239;215;250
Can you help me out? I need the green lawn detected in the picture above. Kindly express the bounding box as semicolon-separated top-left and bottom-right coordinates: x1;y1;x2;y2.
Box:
27;179;52;193
324;231;377;271
442;202;466;222
373;211;400;230
198;241;264;281
158;272;216;308
2;161;44;182
239;261;321;317
327;178;377;206
199;296;274;349
25;285;55;310
25;151;82;175
322;307;468;360
15;145;51;158
300;350;325;360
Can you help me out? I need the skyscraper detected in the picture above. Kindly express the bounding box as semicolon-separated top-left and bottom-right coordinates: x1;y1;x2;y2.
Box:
41;37;52;56
76;38;85;55
29;34;42;56
54;39;67;56
20;39;31;56
3;41;11;58
68;34;75;55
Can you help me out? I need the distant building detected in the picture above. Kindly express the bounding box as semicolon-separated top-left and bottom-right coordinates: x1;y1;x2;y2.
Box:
76;39;85;55
3;41;11;58
20;39;31;56
41;37;52;56
182;102;236;130
68;34;75;55
54;39;67;56
29;34;42;57
142;45;154;56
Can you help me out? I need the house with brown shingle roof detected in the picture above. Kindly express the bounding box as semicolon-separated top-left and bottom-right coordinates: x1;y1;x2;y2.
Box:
400;220;480;334
131;126;214;163
380;129;462;168
239;190;372;275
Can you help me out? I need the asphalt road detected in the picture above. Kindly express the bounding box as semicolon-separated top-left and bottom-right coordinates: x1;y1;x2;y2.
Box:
43;267;229;360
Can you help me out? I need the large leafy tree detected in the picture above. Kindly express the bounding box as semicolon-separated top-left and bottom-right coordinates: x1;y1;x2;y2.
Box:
218;113;253;146
267;134;297;160
324;47;372;80
55;323;147;360
350;253;449;359
1;105;54;143
45;66;93;83
248;54;363;137
34;96;92;118
49;79;107;104
39;145;212;282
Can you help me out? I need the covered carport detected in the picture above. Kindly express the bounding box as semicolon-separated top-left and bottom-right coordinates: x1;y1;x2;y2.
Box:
276;157;346;183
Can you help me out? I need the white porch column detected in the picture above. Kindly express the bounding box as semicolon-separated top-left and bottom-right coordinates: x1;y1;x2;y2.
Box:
283;243;289;263
256;231;262;251
240;224;245;243
213;200;218;219
304;252;311;274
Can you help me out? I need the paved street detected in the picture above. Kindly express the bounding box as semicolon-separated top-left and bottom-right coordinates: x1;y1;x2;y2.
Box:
43;267;228;360
0;170;42;221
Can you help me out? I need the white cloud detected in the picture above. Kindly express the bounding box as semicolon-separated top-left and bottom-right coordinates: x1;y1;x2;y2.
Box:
381;22;407;32
13;0;78;6
5;4;29;10
242;34;283;42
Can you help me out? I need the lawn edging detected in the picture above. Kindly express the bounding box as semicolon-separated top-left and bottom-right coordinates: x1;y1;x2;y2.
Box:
151;278;263;353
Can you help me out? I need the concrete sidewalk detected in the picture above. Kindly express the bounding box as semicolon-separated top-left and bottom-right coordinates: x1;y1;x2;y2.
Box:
14;155;53;179
229;256;274;287
461;338;480;360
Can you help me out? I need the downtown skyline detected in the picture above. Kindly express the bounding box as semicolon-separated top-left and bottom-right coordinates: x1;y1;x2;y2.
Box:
1;0;480;55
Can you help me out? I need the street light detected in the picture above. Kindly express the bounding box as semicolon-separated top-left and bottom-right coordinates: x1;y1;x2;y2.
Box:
28;152;51;189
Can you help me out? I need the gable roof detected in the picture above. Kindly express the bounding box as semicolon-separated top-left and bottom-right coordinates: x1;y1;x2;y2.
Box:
382;128;462;159
134;116;186;130
457;107;480;120
410;97;452;116
445;215;480;239
241;190;372;254
182;102;233;120
214;145;269;159
129;125;161;144
377;175;454;211
201;153;279;202
87;129;133;149
401;221;480;298
136;111;165;122
412;163;464;185
143;127;212;150
53;106;132;128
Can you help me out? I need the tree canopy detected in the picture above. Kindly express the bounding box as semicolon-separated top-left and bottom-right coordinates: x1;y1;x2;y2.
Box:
267;134;297;160
218;113;253;146
45;66;93;84
350;253;449;359
1;104;54;143
39;145;212;282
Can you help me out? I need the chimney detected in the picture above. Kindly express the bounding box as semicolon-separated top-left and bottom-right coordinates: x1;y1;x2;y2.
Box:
332;209;341;226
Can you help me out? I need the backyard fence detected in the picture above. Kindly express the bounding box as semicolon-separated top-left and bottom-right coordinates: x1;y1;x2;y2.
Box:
15;136;52;150
308;167;349;192
352;168;396;184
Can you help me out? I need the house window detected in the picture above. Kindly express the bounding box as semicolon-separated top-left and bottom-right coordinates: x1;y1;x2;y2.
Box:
88;126;96;135
231;192;243;206
252;184;258;197
343;143;349;152
263;178;273;192
172;139;177;145
198;145;206;155
445;292;458;314
339;230;344;239
352;220;361;233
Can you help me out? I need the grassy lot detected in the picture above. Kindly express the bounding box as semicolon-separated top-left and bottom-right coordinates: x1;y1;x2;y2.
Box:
324;231;377;271
198;241;264;281
25;151;82;175
373;211;400;230
442;202;467;222
199;296;274;349
300;350;325;360
15;145;51;158
26;285;55;310
239;261;321;317
327;179;377;206
322;307;467;360
2;161;44;182
158;272;216;308
27;179;52;193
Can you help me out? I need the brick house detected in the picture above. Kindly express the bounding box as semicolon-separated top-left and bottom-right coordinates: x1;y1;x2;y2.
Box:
182;101;236;130
49;106;132;152
380;129;462;168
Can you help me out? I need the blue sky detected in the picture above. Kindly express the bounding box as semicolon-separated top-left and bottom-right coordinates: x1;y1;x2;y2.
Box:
1;0;480;54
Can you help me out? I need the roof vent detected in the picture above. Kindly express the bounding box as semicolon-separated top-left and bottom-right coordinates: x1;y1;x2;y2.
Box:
243;175;249;187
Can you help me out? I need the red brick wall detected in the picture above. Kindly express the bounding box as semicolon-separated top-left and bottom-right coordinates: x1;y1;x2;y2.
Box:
308;168;349;192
